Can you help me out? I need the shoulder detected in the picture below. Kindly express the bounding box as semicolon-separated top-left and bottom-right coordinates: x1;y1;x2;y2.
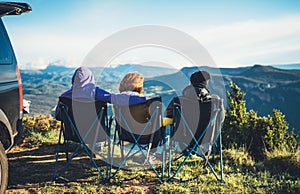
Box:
182;85;196;97
95;87;110;95
95;87;111;102
111;93;146;106
121;91;143;96
60;89;72;98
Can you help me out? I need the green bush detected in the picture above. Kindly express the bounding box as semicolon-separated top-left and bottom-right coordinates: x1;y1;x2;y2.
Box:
22;114;61;147
23;114;61;133
222;82;297;160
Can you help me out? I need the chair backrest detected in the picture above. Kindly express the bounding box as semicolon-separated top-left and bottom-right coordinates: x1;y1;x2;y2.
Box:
171;95;224;151
58;97;108;144
114;96;163;147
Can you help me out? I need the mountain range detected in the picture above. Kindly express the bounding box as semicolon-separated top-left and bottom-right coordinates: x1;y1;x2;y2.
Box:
20;63;300;136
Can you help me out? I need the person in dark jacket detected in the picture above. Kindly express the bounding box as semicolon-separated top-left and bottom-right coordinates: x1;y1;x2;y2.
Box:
182;70;211;102
163;70;211;125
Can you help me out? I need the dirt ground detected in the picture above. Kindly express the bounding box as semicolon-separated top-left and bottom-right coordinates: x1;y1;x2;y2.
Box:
5;138;160;194
5;140;109;193
5;140;70;193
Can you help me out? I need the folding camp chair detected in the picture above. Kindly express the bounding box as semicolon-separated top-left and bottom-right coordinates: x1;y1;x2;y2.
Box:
167;95;224;182
110;96;167;181
53;97;111;181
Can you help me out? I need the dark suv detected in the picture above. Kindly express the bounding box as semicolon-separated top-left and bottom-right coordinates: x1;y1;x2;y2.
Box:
0;2;31;193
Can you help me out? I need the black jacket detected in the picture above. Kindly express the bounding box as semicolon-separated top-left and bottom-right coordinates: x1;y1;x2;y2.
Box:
165;85;210;118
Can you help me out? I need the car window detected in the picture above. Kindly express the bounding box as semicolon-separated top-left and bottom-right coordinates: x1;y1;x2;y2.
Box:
0;18;13;65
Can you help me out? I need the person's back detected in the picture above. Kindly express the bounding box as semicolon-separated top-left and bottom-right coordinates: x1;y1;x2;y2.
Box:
182;70;211;102
164;70;211;122
55;66;111;119
111;72;146;106
171;96;212;150
164;70;224;153
112;72;163;148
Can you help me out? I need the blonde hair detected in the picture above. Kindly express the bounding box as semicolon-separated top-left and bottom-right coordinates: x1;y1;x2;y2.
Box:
119;72;144;94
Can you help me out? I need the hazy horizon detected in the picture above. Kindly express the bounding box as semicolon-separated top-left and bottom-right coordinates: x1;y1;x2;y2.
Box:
19;61;300;71
3;0;300;70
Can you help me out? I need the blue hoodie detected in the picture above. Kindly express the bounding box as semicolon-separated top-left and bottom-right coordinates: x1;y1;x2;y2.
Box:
55;67;111;118
110;91;146;106
59;66;111;101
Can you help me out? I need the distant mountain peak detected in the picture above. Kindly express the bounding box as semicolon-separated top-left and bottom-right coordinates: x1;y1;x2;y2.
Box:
251;64;277;72
116;63;140;67
43;64;74;73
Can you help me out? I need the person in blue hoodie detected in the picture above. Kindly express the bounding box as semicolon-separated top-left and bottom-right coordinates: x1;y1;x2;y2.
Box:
55;66;112;118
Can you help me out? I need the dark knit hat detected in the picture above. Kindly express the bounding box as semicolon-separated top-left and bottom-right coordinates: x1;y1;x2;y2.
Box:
190;71;211;87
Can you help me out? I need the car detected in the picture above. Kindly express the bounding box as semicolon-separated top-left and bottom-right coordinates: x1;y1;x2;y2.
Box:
0;2;31;193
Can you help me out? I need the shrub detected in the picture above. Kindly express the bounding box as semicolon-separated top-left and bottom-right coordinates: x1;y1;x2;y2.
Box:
23;114;61;133
222;82;297;160
22;114;61;147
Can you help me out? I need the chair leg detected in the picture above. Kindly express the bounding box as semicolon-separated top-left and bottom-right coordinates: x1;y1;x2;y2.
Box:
53;128;64;180
65;139;69;161
106;138;111;181
144;142;152;165
121;141;125;162
161;141;166;181
219;136;224;182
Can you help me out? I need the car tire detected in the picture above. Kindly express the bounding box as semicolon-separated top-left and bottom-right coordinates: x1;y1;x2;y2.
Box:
0;141;8;194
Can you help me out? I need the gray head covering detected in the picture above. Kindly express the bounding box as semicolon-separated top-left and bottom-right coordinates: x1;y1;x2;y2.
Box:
71;67;96;99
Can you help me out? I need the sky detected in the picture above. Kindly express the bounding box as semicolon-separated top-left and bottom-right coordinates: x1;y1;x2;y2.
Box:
2;0;300;69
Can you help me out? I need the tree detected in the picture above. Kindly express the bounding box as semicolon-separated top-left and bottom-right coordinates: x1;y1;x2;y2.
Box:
222;82;249;148
264;109;297;152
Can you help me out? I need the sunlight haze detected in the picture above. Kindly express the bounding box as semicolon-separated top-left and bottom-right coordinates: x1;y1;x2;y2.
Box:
2;0;300;69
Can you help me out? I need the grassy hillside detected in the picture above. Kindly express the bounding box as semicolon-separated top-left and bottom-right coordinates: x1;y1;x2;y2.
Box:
6;115;300;193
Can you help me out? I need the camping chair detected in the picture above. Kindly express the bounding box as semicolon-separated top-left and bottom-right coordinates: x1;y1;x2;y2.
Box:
53;97;111;181
167;95;224;182
110;96;167;181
